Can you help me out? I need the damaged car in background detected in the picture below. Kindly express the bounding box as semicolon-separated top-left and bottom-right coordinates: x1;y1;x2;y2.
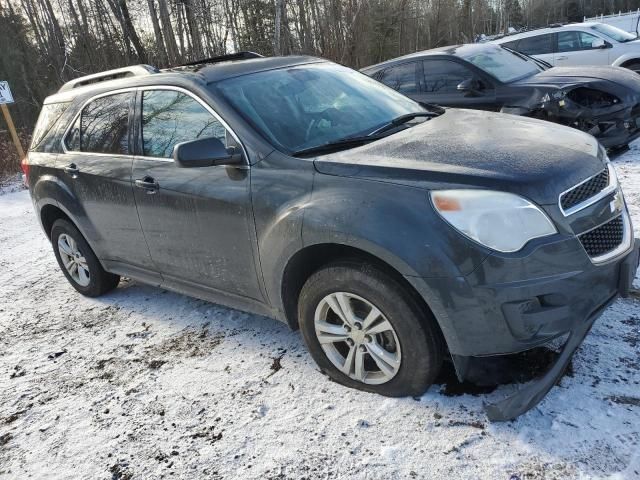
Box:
362;43;640;150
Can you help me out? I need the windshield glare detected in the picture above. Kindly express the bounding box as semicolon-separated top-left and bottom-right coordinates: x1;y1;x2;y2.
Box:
459;47;540;83
214;63;425;153
590;24;637;42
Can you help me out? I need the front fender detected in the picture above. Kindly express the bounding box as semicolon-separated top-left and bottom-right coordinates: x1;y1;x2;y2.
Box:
302;173;488;279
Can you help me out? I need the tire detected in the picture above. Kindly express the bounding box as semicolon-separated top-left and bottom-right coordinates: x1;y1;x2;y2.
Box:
298;261;443;397
51;219;120;297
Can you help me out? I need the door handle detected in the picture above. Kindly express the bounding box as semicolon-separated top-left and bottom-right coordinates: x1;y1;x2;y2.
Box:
556;56;568;61
64;163;79;177
135;176;159;194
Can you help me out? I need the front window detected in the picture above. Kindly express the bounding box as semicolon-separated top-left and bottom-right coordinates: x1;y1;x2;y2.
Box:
457;46;540;83
422;60;475;93
213;63;425;153
590;24;636;42
557;31;602;52
141;90;229;158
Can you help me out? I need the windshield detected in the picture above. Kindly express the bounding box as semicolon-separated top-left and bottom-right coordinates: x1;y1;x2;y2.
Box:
591;24;637;42
458;46;540;83
213;63;425;153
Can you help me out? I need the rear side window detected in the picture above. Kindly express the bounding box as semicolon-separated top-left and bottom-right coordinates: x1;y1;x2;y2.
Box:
378;63;418;94
65;92;132;154
517;34;554;55
141;90;228;158
30;102;70;151
421;60;474;94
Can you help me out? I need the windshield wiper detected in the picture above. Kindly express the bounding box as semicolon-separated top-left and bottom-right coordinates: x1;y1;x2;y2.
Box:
291;135;384;157
291;110;441;157
367;111;439;137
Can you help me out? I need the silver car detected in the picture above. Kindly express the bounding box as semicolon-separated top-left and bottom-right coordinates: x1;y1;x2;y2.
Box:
491;22;640;73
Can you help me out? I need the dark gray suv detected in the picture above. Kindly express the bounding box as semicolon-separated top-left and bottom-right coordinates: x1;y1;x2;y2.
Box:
24;52;639;421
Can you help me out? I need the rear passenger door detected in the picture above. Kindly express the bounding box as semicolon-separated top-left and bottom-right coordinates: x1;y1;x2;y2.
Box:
375;62;419;96
554;30;611;66
131;88;263;301
509;33;555;65
62;91;159;281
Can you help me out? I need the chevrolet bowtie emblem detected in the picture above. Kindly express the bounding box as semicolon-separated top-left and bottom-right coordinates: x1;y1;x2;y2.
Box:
610;190;623;214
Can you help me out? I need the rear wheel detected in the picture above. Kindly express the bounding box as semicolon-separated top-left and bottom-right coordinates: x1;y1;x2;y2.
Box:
298;262;443;397
51;219;120;297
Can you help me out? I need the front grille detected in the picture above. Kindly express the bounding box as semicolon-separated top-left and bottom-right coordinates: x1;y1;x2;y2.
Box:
560;168;609;212
578;215;624;258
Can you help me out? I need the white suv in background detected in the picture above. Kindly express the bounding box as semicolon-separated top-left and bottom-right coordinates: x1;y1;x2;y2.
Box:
491;22;640;73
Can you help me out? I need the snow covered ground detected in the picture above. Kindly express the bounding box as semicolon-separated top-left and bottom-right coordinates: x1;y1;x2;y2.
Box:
1;145;639;480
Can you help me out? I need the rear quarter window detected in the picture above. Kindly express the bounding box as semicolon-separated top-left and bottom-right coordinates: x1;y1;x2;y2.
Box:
30;102;70;152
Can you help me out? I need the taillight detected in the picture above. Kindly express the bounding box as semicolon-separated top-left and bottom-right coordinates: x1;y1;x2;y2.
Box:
21;155;29;187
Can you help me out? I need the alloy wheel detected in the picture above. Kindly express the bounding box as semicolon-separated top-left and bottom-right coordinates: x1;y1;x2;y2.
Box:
314;292;401;385
58;233;91;287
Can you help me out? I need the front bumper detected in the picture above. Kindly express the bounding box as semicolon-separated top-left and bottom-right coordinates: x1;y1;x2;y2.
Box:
405;230;639;421
591;114;640;149
487;240;639;421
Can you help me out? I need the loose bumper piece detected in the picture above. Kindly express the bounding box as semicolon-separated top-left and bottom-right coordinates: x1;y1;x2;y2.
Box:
485;240;640;422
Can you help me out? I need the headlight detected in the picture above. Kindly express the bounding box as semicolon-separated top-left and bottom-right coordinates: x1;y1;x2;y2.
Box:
430;190;557;253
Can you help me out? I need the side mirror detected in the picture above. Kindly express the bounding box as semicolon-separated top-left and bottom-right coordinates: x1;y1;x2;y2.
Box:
173;137;243;168
457;78;482;96
591;38;607;49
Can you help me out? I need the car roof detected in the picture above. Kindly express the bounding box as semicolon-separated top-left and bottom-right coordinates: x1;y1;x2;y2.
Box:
361;43;503;73
492;22;602;44
45;55;325;104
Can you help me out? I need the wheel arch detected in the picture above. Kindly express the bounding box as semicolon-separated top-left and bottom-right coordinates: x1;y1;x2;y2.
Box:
613;55;640;68
40;203;73;240
280;242;447;350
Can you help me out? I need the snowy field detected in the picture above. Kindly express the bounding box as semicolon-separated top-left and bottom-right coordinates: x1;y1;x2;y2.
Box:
1;145;639;480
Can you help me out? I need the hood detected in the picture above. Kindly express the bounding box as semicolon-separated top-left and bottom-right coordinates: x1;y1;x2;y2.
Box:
514;66;640;91
314;109;604;205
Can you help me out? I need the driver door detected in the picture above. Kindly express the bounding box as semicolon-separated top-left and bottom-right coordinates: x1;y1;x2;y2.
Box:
131;88;263;301
414;59;496;110
554;31;611;66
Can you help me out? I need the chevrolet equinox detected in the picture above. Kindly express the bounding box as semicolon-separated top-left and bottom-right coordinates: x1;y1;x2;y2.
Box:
24;52;639;421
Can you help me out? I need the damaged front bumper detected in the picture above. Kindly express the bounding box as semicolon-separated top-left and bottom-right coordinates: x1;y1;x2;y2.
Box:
486;239;639;421
576;106;640;149
407;230;640;421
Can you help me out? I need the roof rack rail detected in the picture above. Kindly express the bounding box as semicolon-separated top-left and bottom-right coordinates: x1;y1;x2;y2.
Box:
175;51;264;68
58;64;159;92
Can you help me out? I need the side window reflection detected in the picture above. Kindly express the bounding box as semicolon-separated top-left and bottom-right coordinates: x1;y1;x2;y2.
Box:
66;92;132;154
141;90;228;158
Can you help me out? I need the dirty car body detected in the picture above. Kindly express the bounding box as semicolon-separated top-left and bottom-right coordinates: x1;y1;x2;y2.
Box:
362;43;640;149
25;54;639;422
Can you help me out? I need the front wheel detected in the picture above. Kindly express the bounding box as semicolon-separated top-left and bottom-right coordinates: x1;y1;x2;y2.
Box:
623;61;640;75
51;219;120;297
298;262;443;397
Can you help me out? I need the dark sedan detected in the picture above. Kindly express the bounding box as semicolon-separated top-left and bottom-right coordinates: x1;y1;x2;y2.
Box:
362;44;640;149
